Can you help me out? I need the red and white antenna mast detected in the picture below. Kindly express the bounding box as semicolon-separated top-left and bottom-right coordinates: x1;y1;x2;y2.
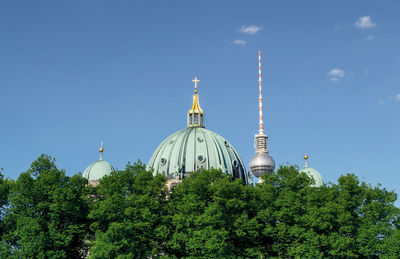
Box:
258;51;264;134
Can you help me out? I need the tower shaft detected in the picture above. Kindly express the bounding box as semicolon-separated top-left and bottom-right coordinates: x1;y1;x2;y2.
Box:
255;51;268;154
254;133;268;153
258;51;264;134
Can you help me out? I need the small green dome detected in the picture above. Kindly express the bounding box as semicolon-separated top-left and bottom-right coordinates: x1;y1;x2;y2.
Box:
147;127;247;183
300;154;323;187
83;160;115;182
83;143;115;183
300;166;323;187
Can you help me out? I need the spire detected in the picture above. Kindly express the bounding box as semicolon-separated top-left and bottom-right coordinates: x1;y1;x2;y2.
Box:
188;77;204;127
304;152;309;168
258;51;264;134
99;141;104;160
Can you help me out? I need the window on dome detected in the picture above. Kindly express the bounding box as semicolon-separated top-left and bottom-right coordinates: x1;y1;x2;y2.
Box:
160;158;167;166
232;160;238;168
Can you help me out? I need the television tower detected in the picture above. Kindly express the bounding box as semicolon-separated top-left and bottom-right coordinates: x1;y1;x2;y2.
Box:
249;51;275;179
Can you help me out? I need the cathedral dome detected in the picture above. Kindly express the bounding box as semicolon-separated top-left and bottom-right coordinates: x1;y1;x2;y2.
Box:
147;127;247;182
147;78;247;183
83;143;115;184
300;154;323;187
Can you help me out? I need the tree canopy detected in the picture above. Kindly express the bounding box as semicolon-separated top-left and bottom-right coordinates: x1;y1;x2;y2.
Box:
88;161;168;258
1;155;90;258
0;155;399;258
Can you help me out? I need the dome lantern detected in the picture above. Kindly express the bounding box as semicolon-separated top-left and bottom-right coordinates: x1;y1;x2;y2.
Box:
187;77;204;128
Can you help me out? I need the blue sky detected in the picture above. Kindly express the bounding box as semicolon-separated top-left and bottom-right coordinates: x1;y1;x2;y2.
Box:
0;1;399;194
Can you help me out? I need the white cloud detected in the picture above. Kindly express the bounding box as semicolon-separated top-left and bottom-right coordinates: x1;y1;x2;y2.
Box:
354;16;376;29
327;68;345;81
379;100;384;105
366;35;374;40
327;68;345;77
389;94;400;101
238;25;262;35
233;39;247;46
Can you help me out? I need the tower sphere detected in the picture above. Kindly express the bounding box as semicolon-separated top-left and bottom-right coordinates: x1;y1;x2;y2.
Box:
249;152;275;178
147;78;247;183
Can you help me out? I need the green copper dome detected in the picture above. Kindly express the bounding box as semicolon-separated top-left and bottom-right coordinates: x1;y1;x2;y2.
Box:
148;127;247;182
300;167;323;187
147;78;247;183
300;154;323;187
83;160;115;182
83;144;115;183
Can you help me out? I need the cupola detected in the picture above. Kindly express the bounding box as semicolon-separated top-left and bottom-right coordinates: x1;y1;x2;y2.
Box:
83;142;115;186
300;153;324;187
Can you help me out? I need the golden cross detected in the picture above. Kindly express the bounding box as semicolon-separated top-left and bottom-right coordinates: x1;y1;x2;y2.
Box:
192;77;199;93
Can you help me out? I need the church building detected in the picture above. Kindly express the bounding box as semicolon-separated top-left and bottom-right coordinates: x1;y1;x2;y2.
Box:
82;52;324;188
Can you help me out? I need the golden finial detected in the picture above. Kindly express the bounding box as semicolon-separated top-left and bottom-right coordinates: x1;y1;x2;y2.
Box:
192;77;199;93
99;141;104;160
304;152;308;167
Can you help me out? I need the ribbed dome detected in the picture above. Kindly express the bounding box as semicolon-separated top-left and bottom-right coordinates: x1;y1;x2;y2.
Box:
148;78;247;184
83;160;115;183
83;143;115;184
147;127;247;183
300;167;323;187
300;154;323;187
